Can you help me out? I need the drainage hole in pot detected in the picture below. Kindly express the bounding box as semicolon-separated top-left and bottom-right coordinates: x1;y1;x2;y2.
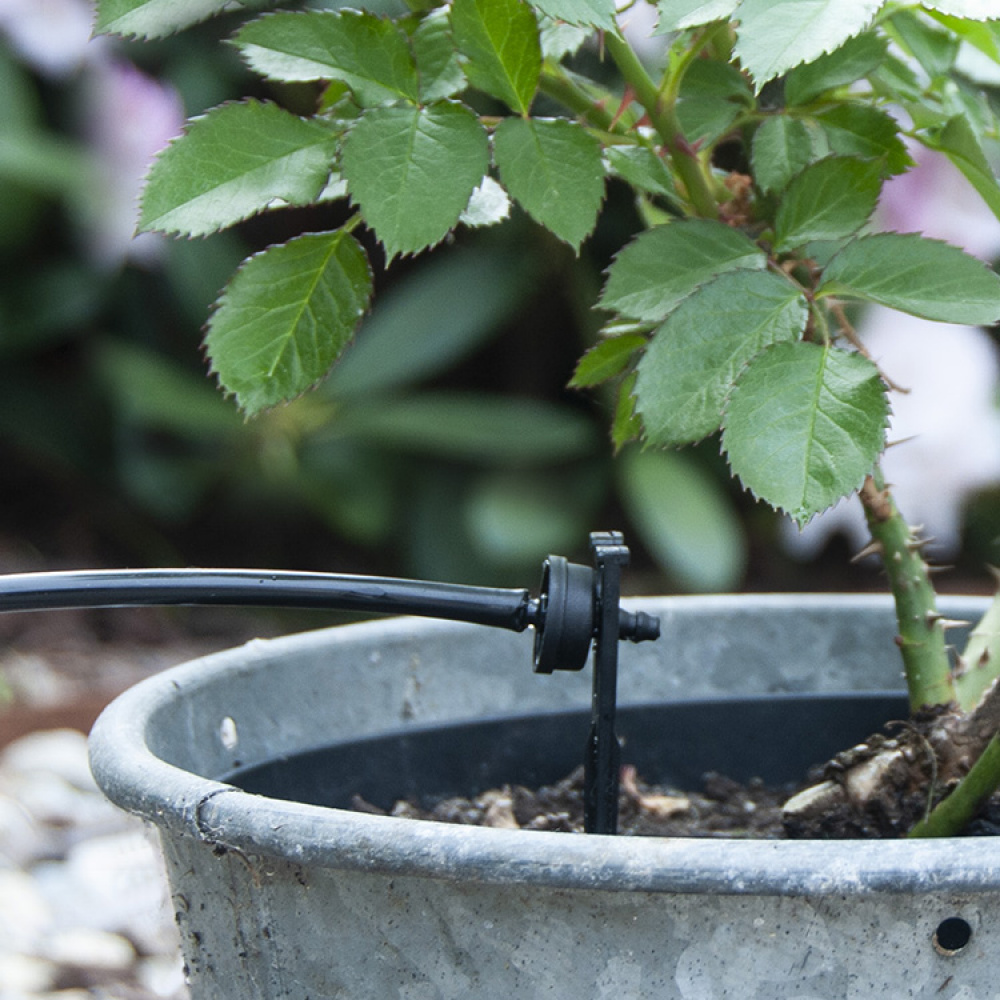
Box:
933;917;972;956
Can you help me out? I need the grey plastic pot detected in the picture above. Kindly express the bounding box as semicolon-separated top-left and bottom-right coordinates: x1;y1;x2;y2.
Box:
89;594;1000;999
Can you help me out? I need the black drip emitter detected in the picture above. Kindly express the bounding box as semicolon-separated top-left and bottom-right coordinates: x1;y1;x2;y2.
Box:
0;530;659;834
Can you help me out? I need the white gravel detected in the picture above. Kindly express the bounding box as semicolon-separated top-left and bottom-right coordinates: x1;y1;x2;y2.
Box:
0;729;187;1000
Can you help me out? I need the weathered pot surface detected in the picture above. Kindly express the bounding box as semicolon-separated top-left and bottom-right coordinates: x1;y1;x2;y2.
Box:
89;595;1000;999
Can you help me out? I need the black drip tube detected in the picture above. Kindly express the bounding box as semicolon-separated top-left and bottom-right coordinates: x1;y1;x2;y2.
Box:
0;533;660;833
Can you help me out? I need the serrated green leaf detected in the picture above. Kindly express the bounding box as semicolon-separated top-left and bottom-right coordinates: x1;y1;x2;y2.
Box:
818;233;1000;324
94;0;231;38
604;145;682;206
599;219;766;322
636;270;808;445
887;9;959;79
922;0;999;18
722;342;888;525
924;115;1000;224
493;117;604;251
233;11;419;105
540;19;592;60
774;156;882;251
752;116;817;194
409;7;467;102
612;371;643;450
655;0;739;32
531;0;617;30
206;231;373;414
733;0;886;89
784;31;889;105
618;447;747;592
139;101;339;237
812;104;911;174
450;0;540;114
341;102;488;258
570;334;646;388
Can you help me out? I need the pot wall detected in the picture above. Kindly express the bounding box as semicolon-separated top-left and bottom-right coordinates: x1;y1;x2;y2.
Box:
89;595;1000;999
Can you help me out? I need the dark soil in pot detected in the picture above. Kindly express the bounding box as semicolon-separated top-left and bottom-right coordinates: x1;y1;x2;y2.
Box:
227;692;969;839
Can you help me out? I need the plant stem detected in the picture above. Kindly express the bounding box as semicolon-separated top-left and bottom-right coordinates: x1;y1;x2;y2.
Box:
604;32;719;219
859;472;956;711
538;66;620;134
908;731;1000;837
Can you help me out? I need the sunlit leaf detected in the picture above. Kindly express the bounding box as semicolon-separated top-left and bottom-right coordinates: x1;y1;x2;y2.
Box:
341;102;489;257
818;233;1000;324
722;342;888;524
733;0;885;89
636;270;808;445
139;101;338;237
600;219;765;322
206;230;373;414
493;117;604;250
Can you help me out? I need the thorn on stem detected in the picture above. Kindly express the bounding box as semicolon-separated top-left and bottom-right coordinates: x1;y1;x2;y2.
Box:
851;540;884;564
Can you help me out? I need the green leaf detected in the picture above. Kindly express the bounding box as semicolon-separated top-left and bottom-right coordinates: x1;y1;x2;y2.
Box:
922;0;999;18
752;116;818;195
732;0;886;89
326;245;533;398
924;115;1000;225
612;372;643;450
531;0;617;30
347;392;597;463
618;447;747;592
450;0;540;114
599;219;766;322
95;340;241;440
139;101;339;237
604;145;682;205
464;470;592;567
233;11;419;105
94;0;229;38
887;9;959;79
540;19;592;60
722;342;888;525
655;0;739;32
409;7;467;102
341;102;489;258
570;334;646;388
774;156;882;251
784;30;889;105
926;12;1000;62
493;117;604;251
818;233;1000;325
635;270;808;445
205;230;373;414
812;104;911;174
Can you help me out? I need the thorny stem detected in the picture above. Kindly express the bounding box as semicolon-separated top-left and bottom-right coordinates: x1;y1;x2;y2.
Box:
909;731;1000;838
859;471;956;712
604;31;719;219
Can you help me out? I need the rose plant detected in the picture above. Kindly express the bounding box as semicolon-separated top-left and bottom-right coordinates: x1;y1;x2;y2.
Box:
96;0;1000;837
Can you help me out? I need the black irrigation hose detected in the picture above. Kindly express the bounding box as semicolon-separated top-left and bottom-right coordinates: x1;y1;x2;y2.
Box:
0;568;541;633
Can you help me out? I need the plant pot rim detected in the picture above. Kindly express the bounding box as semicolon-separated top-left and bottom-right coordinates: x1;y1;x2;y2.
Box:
89;592;999;897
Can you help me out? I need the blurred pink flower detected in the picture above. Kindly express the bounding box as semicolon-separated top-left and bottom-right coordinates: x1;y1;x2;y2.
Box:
0;0;97;77
81;57;185;267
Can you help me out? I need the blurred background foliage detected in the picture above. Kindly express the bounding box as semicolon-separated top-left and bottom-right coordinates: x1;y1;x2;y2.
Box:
1;0;998;595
